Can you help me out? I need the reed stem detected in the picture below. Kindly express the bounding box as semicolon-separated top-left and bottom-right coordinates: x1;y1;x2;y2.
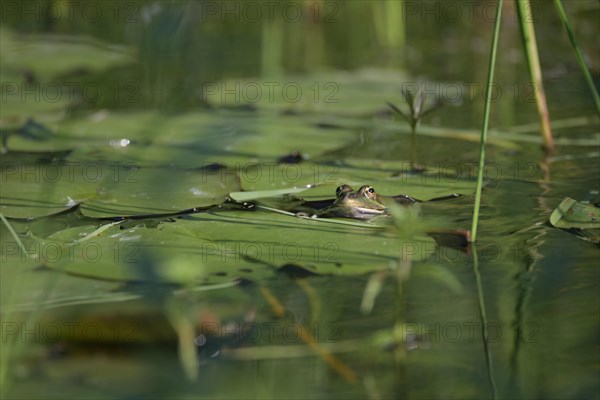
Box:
554;0;600;115
516;0;555;153
471;0;504;243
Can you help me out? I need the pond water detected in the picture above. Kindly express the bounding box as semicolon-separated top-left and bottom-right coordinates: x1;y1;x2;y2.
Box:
1;1;599;399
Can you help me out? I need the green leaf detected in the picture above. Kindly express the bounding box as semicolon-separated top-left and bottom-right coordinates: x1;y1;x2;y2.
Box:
165;210;435;275
1;28;133;83
41;223;275;285
549;197;600;229
1;159;99;219
80;165;240;218
0;154;241;219
8;110;354;165
40;207;435;285
239;159;475;201
0;27;134;129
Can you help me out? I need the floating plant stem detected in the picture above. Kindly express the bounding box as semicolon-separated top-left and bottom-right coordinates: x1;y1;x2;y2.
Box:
471;0;503;243
74;220;126;243
554;0;600;115
516;0;555;153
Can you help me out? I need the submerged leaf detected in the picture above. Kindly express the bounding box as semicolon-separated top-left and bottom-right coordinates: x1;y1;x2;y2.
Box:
413;263;463;294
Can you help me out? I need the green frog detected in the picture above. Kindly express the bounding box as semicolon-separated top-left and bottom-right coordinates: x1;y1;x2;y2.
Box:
299;184;388;220
288;184;469;249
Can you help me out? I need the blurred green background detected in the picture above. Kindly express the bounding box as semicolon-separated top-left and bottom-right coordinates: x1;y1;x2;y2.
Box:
1;1;599;399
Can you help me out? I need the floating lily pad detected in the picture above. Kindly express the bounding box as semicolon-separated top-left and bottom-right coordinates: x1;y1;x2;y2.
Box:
165;210;435;275
41;223;278;285
0;27;134;129
549;197;600;229
40;207;435;285
1;155;241;219
79;165;240;218
1;159;99;219
0;71;70;130
1;28;133;82
7;110;353;166
238;158;476;201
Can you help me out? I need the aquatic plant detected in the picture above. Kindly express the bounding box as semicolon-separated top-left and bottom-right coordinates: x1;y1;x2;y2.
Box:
387;89;441;171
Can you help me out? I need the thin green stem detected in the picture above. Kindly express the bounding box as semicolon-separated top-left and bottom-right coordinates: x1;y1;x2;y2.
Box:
410;123;417;168
261;19;284;78
471;0;504;243
74;220;125;243
0;213;27;257
554;0;600;115
371;0;405;67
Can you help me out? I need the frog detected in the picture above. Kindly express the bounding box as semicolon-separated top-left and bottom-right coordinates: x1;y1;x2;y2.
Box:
298;184;388;220
288;184;469;249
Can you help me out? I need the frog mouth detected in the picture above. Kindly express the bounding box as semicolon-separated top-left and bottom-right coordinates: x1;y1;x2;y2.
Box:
355;207;387;215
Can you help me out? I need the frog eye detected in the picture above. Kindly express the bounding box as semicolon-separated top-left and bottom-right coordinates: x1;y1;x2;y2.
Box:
362;186;374;194
362;186;377;199
336;185;353;198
